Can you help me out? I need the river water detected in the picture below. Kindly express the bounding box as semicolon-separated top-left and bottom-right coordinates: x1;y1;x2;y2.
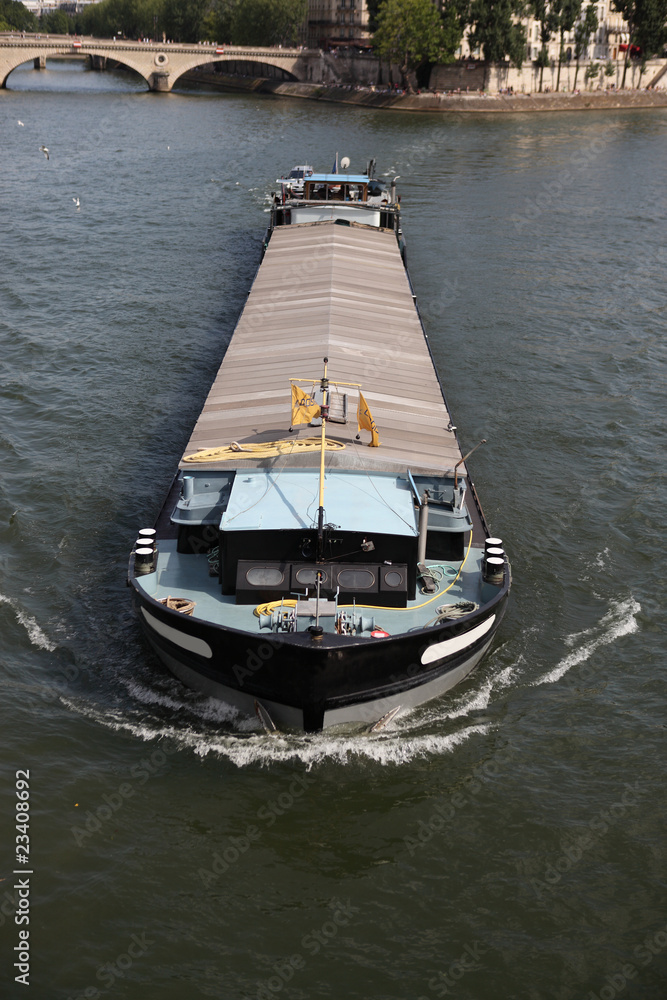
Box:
1;59;666;999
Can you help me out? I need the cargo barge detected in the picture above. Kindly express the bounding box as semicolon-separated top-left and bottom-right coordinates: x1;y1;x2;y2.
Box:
128;162;510;732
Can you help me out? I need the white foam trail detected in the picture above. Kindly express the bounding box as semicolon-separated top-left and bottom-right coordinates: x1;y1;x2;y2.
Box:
61;694;490;768
534;597;641;686
0;593;56;651
122;680;258;731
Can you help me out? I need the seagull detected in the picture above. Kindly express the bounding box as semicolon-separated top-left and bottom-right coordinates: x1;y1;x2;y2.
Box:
17;120;25;126
39;145;49;160
72;197;80;209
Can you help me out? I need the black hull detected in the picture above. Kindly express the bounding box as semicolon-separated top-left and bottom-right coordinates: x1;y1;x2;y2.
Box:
130;581;509;731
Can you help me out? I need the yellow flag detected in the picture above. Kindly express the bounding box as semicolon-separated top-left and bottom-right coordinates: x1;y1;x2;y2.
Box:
358;392;380;447
291;383;320;425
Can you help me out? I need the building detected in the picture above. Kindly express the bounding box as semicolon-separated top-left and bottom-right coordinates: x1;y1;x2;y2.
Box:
454;0;631;64
522;0;629;62
21;0;99;14
305;0;372;49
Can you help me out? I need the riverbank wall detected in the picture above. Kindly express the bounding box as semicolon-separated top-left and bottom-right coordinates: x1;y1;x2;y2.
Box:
183;71;667;113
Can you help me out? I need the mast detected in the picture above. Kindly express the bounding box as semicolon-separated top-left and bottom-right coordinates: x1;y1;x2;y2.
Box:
317;357;329;561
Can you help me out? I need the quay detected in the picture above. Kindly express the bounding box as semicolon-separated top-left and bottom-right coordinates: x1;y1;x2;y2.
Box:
187;72;667;114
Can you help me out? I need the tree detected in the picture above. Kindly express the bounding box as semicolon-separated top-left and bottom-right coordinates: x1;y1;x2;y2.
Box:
468;0;527;68
202;0;236;42
584;57;600;85
572;2;597;89
230;0;307;47
373;0;456;92
77;0;162;41
612;0;667;87
162;0;211;42
367;0;383;33
40;10;71;35
0;0;38;32
529;0;560;90
554;0;582;90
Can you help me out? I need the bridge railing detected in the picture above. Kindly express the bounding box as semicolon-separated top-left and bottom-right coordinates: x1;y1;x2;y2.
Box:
0;34;309;57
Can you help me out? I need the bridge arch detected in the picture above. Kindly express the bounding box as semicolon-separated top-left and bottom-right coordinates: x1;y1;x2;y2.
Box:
169;54;300;89
0;44;154;89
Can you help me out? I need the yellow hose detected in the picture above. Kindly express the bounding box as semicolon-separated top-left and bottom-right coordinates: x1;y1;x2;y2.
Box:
183;437;344;463
346;529;474;612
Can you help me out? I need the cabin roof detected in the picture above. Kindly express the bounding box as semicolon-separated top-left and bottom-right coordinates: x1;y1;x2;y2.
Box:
222;469;418;535
307;174;370;184
179;221;464;477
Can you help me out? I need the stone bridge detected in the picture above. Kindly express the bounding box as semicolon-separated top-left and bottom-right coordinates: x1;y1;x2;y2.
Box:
0;35;320;91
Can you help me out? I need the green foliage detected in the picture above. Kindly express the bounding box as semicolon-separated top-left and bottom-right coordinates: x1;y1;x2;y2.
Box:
554;0;581;87
611;0;667;85
529;0;560;43
40;10;71;34
625;0;667;55
229;0;307;46
201;0;235;42
77;0;163;40
529;0;560;87
439;0;470;60
604;57;615;74
373;0;458;87
584;58;600;78
558;0;583;33
468;0;527;66
0;0;37;32
161;0;210;42
366;0;383;33
573;2;597;57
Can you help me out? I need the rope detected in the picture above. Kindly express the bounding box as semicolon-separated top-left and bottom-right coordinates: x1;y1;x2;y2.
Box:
425;600;479;627
183;436;345;464
254;600;297;618
158;596;195;615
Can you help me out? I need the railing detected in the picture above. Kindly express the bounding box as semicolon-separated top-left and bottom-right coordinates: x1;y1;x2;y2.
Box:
0;35;308;58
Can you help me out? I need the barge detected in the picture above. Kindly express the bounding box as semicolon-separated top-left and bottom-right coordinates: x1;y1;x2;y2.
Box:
128;162;510;732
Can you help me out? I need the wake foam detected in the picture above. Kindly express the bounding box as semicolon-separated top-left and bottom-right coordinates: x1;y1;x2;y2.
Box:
59;630;524;768
533;597;641;687
0;593;56;651
61;689;492;768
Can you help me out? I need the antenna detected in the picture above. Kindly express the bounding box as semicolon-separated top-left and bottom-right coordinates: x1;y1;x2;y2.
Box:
341;156;350;170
